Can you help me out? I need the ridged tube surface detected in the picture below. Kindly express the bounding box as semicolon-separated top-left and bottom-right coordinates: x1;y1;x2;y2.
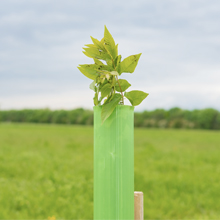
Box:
94;105;134;220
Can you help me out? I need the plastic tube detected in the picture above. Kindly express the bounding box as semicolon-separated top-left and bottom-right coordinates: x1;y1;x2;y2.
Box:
94;105;134;220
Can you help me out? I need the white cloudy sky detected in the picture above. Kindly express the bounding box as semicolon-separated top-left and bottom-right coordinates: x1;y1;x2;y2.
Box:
0;0;220;111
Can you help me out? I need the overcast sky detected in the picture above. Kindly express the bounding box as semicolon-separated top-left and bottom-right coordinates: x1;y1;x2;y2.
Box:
0;0;220;111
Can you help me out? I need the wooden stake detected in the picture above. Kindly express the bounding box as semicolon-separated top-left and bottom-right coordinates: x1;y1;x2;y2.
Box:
134;191;144;220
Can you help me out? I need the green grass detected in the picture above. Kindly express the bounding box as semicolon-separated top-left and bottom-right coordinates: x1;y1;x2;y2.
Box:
0;123;220;219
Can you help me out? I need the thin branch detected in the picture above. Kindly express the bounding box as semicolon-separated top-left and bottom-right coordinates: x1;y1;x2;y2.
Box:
116;75;124;104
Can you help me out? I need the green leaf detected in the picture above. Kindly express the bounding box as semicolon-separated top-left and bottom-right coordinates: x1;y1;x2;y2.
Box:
90;36;106;52
103;93;112;105
95;64;114;72
78;65;98;80
100;83;112;98
114;55;121;68
93;93;98;106
100;37;105;44
104;26;117;59
84;44;97;48
124;90;148;106
79;63;113;80
115;44;118;59
83;47;111;61
93;58;104;65
89;80;96;91
111;76;116;87
115;79;131;92
117;53;142;74
101;93;122;123
106;59;113;68
83;51;93;58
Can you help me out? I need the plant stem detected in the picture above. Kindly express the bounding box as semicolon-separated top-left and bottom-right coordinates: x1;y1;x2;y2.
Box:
116;75;124;104
112;58;124;104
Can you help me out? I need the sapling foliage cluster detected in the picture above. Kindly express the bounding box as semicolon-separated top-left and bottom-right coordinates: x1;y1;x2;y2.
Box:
78;26;148;123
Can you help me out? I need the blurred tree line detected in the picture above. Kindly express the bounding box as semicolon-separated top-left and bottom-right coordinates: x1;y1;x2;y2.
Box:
0;107;220;130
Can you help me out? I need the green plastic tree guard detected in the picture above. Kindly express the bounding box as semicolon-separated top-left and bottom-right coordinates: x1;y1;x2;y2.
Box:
94;105;134;220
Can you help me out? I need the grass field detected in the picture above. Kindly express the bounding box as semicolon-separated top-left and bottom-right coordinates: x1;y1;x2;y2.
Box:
0;123;220;219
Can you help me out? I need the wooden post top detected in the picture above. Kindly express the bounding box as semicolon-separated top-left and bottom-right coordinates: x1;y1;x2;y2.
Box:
134;191;144;220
